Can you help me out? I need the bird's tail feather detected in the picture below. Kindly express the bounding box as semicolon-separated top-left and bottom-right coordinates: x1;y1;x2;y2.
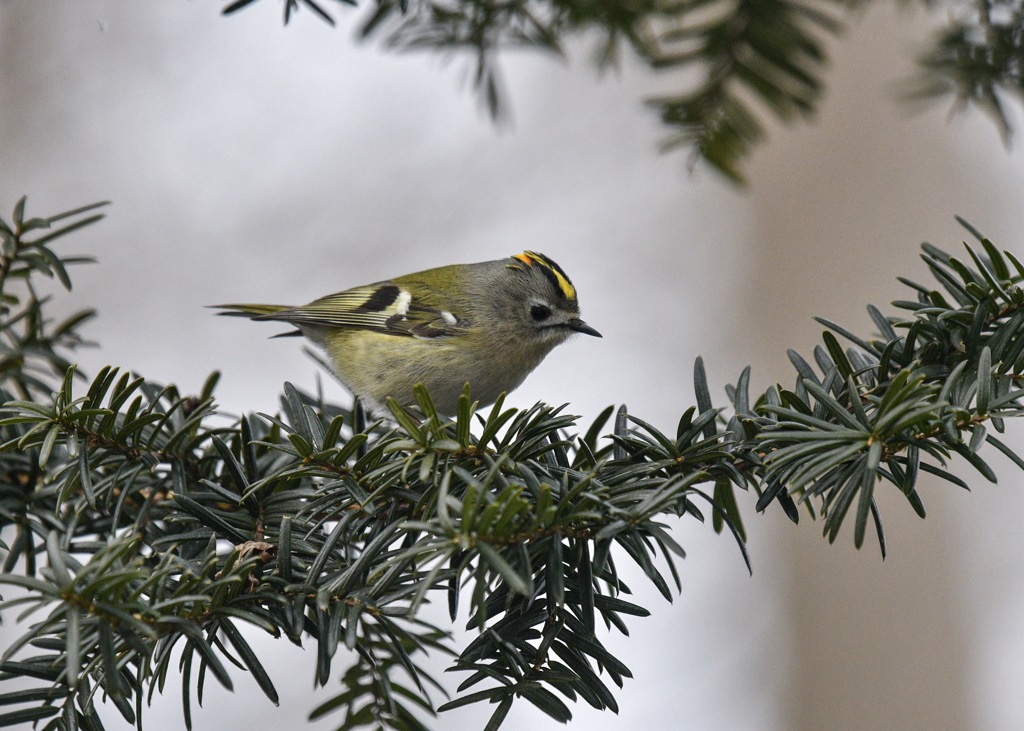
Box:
211;303;303;337
211;303;289;319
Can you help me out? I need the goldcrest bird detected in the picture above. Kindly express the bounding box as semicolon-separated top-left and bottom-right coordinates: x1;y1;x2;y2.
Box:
215;252;600;415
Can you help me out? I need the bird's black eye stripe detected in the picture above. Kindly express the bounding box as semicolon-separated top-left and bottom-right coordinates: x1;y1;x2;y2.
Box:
530;304;552;321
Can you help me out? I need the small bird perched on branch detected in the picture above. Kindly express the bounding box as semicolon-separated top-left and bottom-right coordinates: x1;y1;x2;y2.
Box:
215;251;600;415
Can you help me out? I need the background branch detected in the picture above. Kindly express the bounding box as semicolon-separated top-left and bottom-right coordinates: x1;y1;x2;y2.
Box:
223;0;1024;182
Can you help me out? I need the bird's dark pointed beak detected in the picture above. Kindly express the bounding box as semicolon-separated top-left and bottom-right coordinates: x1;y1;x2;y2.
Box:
567;318;602;337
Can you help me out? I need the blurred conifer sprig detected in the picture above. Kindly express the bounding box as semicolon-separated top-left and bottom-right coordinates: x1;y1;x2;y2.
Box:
223;0;1024;183
1;197;1023;729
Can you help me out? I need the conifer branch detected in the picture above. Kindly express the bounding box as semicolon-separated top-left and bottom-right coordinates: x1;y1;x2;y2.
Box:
1;198;1023;728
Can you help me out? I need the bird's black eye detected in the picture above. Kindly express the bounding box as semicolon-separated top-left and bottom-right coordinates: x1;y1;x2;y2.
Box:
530;304;552;322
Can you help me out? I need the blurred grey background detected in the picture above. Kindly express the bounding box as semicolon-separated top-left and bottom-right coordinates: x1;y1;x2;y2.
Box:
2;1;1024;729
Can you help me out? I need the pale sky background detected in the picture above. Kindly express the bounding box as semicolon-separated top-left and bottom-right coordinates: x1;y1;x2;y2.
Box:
2;1;1024;730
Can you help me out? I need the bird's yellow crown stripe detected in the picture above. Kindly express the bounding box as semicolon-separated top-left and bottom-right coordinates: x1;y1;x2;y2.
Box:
514;251;576;301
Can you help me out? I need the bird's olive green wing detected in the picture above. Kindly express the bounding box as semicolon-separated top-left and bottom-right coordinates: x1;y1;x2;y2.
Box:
234;282;467;338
